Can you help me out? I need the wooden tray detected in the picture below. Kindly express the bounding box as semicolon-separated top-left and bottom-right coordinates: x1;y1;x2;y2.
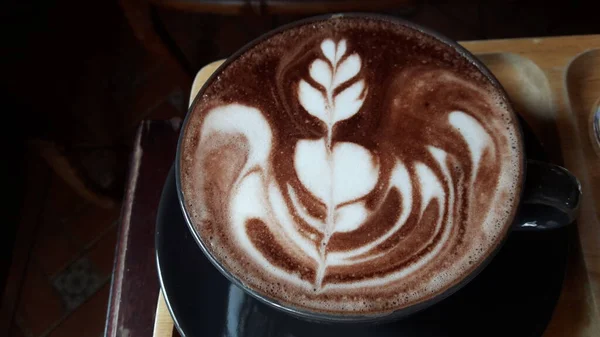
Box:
154;34;600;337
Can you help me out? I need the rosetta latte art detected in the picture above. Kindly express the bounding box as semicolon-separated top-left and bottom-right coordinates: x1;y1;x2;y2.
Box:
197;38;493;287
182;19;522;314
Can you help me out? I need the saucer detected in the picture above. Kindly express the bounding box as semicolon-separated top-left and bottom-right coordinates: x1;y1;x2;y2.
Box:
156;121;568;337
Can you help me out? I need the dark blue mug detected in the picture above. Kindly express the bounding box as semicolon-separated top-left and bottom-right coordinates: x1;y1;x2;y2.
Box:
175;13;582;324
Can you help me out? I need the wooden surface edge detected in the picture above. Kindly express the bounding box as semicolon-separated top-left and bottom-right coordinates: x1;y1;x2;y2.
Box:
106;124;145;337
153;291;173;337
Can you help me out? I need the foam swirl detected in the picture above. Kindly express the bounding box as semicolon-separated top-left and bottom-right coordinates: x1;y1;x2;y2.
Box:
180;17;522;314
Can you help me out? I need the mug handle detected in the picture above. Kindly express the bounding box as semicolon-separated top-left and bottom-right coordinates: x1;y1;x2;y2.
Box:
513;159;582;231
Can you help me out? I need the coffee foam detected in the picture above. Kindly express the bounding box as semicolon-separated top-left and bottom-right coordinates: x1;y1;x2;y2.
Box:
180;16;523;315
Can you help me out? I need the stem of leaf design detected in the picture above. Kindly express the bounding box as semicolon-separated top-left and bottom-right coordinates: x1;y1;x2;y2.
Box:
297;38;368;289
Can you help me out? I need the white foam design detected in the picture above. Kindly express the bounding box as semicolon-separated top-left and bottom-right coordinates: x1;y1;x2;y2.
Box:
428;146;447;168
287;184;323;231
294;139;379;207
428;146;451;237
326;155;451;291
321;39;346;66
231;172;312;289
415;162;444;219
298;39;365;145
449;111;494;180
326;161;413;265
334;202;368;232
267;182;320;262
333;54;360;88
193;38;501;294
309;59;332;89
199;104;272;174
294;138;330;203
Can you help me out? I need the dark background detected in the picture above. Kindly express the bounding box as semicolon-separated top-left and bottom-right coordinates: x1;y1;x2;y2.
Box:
2;1;598;336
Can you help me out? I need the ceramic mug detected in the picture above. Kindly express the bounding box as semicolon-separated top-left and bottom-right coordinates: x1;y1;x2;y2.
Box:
175;13;582;324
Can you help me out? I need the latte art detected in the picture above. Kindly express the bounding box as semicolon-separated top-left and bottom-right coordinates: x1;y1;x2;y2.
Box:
181;17;523;315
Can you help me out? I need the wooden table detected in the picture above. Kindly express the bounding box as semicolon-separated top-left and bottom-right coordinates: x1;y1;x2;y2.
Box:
105;34;600;337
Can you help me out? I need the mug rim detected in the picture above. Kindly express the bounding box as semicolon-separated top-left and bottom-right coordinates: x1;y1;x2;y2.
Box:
174;12;527;323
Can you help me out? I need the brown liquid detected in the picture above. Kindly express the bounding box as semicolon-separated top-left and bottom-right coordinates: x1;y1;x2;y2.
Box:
180;16;523;315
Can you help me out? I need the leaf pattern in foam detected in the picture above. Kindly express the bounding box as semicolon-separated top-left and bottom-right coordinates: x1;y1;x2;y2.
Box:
333;53;360;88
334;79;365;124
309;59;332;89
298;39;364;132
293;39;377;287
298;80;328;122
321;39;346;65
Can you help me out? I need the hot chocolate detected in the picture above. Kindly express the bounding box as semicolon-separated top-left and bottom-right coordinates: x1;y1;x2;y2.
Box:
179;16;523;315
